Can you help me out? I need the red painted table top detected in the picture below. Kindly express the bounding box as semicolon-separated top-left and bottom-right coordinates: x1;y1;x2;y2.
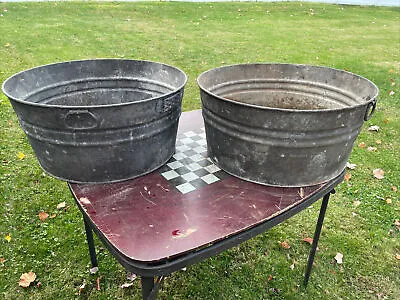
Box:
69;110;325;263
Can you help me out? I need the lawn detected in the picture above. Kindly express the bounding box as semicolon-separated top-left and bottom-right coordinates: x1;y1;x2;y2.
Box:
0;1;399;299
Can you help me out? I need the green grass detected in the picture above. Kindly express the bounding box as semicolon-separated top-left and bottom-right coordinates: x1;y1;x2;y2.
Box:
0;1;399;299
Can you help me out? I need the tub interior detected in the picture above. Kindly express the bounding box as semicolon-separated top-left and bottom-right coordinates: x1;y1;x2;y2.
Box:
3;60;186;107
24;79;174;106
211;80;357;110
199;64;378;111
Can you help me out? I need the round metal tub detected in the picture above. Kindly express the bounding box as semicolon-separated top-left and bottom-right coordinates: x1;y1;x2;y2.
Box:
197;63;379;187
2;59;187;183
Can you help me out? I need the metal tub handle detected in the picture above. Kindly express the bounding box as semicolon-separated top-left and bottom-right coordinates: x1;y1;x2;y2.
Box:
364;99;377;121
64;110;100;130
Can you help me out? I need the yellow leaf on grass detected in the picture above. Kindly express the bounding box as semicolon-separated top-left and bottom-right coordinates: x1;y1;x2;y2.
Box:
358;142;366;148
5;234;11;242
17;152;25;160
392;186;398;192
19;271;36;287
386;198;392;204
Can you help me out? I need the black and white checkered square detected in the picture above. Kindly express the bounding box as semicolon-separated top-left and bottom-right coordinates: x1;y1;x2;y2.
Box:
159;128;229;194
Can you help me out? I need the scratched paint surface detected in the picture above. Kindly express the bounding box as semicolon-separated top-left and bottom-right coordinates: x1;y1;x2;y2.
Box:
70;110;324;262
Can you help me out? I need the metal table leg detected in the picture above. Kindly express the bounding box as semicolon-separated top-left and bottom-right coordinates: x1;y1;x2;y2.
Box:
83;216;98;268
141;276;165;300
304;189;335;286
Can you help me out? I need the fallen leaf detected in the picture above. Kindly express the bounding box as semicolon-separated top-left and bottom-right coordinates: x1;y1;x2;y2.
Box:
56;202;66;209
5;234;11;242
38;211;49;221
389;90;395;96
19;271;36;287
367;146;377;152
353;200;361;207
267;275;273;281
5;42;10;47
280;241;291;249
126;272;137;281
96;277;101;291
78;280;86;295
302;237;313;245
344;173;351;181
120;282;134;289
0;257;5;266
373;169;385;179
290;259;296;270
394;220;400;230
368;125;379;132
386;198;392;204
50;214;56;219
264;250;269;256
299;187;304;198
17;152;25;160
80;197;91;205
392;186;398;192
334;252;343;264
384;118;389;124
346;162;357;170
396;254;400;260
358;142;366;148
376;140;382;144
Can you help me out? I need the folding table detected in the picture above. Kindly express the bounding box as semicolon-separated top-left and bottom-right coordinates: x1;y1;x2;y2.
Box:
69;110;344;299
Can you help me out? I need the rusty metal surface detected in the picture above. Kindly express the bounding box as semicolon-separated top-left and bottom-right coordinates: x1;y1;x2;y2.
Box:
197;63;379;186
2;59;187;183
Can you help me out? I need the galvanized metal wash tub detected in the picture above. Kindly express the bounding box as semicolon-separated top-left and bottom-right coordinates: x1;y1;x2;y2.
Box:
2;59;187;183
197;63;379;187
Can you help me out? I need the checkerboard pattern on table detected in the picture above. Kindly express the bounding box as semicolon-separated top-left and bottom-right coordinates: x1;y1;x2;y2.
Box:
159;128;229;194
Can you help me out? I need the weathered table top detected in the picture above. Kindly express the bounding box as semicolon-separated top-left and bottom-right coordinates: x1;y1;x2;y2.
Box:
69;110;326;263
